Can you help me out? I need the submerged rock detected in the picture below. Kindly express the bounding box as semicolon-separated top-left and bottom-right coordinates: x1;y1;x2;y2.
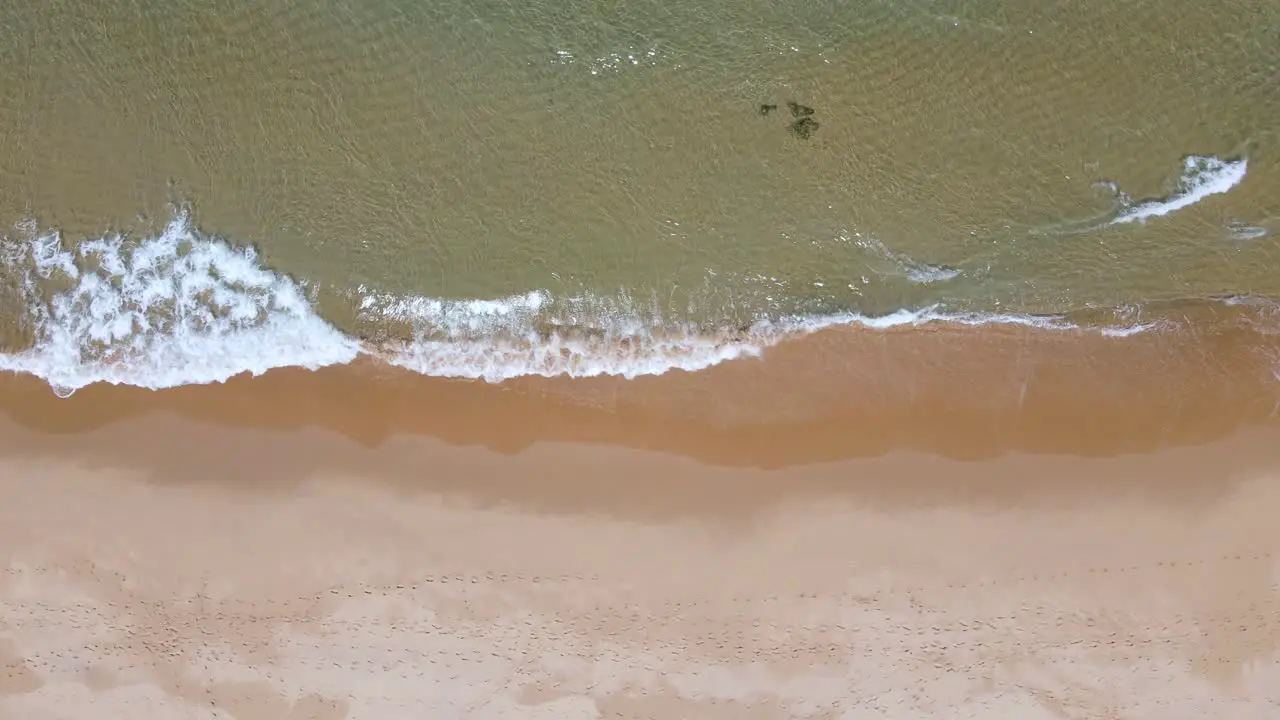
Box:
788;101;815;117
789;117;820;140
758;100;819;139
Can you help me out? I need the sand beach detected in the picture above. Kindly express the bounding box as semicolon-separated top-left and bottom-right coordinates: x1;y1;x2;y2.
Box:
2;323;1280;719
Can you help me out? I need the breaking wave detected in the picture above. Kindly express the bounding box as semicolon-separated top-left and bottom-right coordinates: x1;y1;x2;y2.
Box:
1110;155;1248;225
0;214;1200;396
1035;154;1250;237
0;217;358;397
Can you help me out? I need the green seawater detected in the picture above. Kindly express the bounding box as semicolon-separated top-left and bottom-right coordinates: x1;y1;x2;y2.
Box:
0;0;1277;333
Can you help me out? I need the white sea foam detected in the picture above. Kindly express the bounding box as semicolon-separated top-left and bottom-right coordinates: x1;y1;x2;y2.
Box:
1227;222;1269;241
354;283;1115;382
0;217;1164;393
1111;155;1248;225
904;265;962;284
358;286;551;337
362;297;1146;383
849;234;961;284
356;285;765;380
780;307;1077;334
0;216;359;396
371;331;768;381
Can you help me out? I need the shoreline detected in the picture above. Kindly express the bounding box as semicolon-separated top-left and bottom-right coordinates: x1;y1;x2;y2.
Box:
3;313;1278;467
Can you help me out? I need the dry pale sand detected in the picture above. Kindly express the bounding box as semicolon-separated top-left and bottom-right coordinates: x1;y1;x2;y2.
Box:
2;323;1280;719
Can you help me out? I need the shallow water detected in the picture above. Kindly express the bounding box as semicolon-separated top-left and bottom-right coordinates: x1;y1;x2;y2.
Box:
0;0;1277;391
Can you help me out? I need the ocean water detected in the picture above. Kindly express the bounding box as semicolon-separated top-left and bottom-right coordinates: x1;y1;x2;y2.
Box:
0;0;1277;394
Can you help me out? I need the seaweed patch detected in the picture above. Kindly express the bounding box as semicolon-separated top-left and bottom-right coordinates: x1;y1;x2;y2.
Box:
789;116;820;139
787;101;815;117
759;100;820;140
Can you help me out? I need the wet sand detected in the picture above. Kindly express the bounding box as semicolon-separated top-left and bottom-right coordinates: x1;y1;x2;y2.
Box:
3;324;1280;718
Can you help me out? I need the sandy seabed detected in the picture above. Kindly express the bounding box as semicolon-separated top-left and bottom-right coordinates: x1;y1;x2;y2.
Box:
2;323;1280;719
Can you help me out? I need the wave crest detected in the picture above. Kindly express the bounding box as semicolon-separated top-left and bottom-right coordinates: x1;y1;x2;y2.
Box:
1110;155;1248;225
0;215;1182;394
0;216;358;396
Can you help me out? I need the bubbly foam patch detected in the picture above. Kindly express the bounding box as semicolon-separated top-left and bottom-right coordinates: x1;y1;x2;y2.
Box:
358;288;1156;382
0;216;359;396
0;216;1163;394
1111;155;1247;225
370;330;768;381
850;235;962;285
356;286;769;381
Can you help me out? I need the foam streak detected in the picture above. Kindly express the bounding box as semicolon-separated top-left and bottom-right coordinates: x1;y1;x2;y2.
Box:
0;216;1171;394
1111;155;1247;225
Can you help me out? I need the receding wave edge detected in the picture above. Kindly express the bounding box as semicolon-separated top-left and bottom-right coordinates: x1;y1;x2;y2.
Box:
0;214;1273;397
